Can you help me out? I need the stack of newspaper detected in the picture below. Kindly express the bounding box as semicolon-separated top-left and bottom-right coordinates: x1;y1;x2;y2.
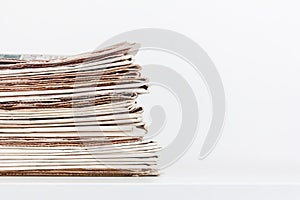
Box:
0;42;159;176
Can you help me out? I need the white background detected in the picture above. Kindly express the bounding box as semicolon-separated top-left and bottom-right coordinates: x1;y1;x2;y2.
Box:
0;0;300;195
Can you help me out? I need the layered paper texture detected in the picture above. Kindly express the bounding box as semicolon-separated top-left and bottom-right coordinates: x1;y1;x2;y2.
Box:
0;42;159;176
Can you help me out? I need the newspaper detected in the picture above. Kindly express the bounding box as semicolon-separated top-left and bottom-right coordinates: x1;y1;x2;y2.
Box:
0;42;159;176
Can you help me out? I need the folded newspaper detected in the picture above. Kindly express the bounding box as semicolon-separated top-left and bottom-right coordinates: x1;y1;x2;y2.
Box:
0;42;160;176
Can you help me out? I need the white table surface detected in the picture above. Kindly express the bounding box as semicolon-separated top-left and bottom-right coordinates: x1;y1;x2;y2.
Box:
1;163;300;200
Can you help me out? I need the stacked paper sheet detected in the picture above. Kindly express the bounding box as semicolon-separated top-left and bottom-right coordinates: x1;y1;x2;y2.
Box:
0;42;160;176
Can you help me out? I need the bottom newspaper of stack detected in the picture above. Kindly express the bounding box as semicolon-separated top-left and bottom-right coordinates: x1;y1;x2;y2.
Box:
0;42;160;176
